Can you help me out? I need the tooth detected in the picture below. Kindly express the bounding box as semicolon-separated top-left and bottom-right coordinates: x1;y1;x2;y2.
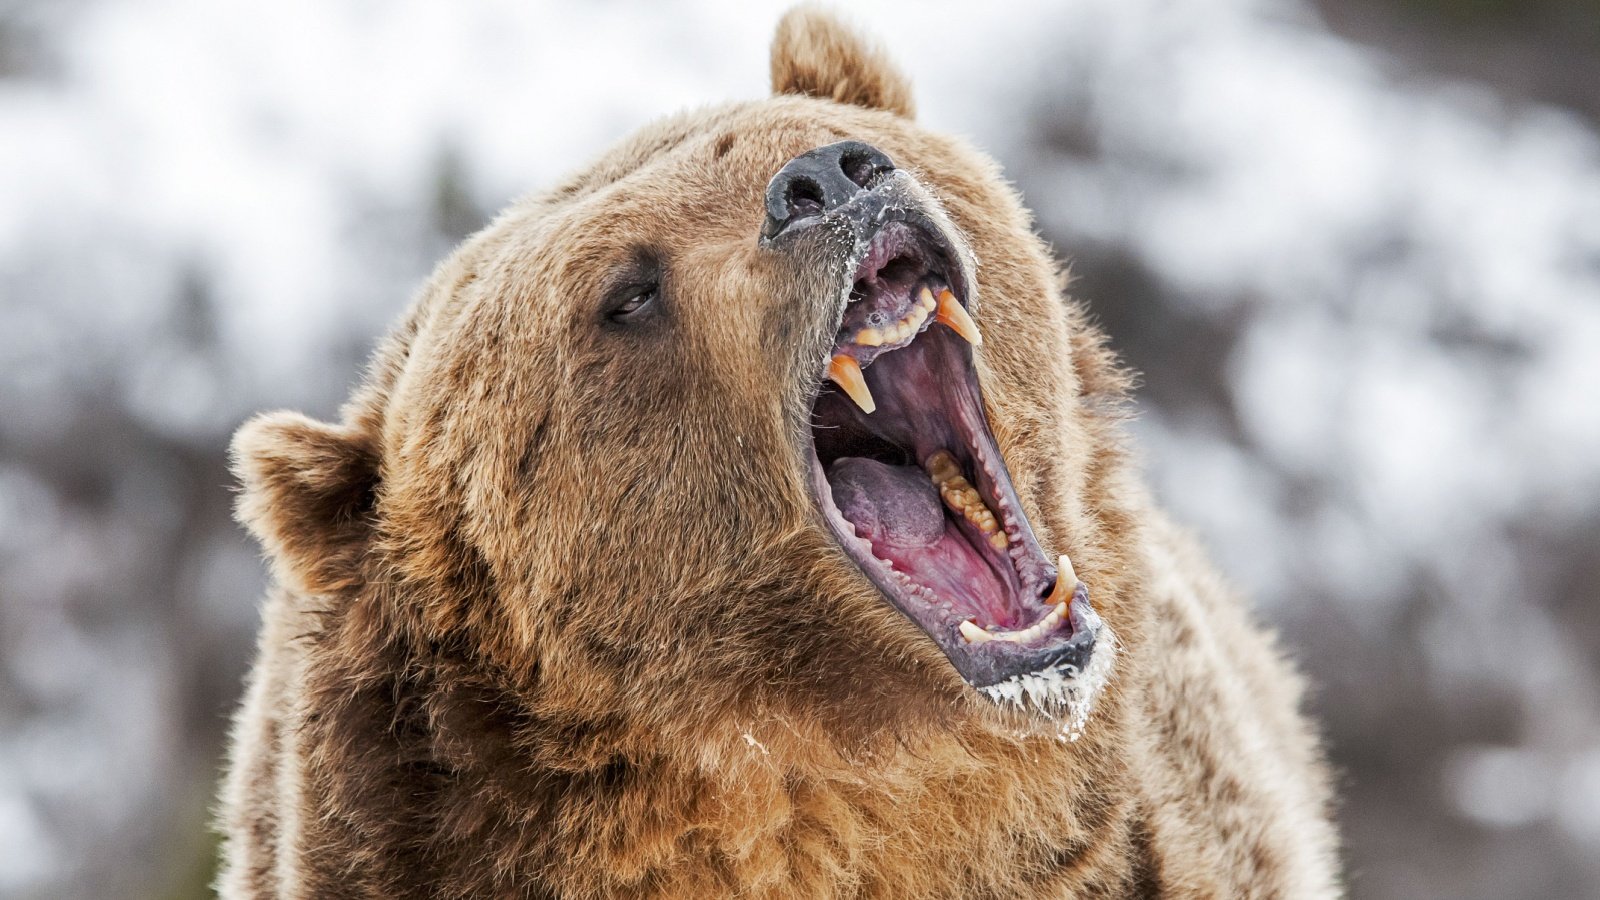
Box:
1047;554;1079;606
856;327;884;347
920;286;937;311
827;354;875;413
927;450;960;482
928;451;1012;546
1058;553;1078;588
959;620;994;644
935;289;982;346
1047;581;1068;606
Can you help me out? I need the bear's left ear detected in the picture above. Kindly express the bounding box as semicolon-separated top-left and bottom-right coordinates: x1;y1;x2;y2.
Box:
231;411;380;597
771;5;914;119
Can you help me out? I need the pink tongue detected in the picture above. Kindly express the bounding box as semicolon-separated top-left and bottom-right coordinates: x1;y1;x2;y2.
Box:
827;456;1017;626
827;457;943;549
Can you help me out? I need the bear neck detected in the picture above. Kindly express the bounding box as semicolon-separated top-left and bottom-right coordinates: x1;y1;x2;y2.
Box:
295;583;1152;897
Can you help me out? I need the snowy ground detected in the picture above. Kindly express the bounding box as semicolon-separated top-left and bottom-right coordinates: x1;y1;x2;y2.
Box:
2;1;1597;897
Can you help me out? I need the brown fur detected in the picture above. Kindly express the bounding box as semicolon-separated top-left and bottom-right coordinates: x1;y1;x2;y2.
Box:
217;8;1340;897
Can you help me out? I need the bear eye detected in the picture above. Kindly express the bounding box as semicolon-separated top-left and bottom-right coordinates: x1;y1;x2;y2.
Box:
606;283;659;323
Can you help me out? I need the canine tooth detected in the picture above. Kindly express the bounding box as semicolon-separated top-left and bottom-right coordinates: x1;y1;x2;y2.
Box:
959;620;994;644
935;289;982;346
827;354;875;414
1058;553;1078;589
1047;581;1066;607
1046;554;1079;606
856;327;885;347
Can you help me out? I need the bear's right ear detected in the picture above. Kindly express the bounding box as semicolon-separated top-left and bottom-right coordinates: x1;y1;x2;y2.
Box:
771;5;914;119
231;411;379;596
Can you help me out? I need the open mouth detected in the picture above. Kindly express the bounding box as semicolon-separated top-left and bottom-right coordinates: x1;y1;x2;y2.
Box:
806;219;1101;698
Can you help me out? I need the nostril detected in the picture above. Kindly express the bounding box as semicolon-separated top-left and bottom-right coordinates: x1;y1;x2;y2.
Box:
840;149;891;190
786;176;826;219
761;141;898;241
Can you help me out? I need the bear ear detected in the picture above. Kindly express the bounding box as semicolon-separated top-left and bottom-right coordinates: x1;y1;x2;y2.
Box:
231;411;379;597
770;5;915;119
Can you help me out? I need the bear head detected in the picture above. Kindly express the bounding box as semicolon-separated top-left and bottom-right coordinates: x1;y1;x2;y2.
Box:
231;6;1143;762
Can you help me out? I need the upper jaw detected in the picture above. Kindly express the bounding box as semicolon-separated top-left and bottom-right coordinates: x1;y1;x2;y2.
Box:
760;169;978;318
790;180;1105;701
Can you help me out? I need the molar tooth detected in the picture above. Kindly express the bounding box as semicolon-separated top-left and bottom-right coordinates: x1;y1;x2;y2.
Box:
926;450;961;483
989;533;1008;550
935;289;983;346
827;354;875;414
959;620;995;644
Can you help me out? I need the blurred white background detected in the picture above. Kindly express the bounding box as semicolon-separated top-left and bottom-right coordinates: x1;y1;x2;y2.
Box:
2;0;1598;896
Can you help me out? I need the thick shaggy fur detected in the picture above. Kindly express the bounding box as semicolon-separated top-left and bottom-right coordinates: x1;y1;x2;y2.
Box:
217;8;1341;897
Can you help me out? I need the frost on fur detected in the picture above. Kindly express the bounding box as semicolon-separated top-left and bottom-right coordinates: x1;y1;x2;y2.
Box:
979;607;1118;744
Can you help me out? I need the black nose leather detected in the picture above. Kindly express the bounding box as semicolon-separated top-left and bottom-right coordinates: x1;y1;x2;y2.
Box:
761;140;896;240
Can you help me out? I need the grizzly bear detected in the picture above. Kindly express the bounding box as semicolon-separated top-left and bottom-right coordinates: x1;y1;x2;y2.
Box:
217;7;1341;898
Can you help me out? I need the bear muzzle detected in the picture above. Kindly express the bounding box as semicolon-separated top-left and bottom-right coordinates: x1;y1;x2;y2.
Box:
773;154;1108;714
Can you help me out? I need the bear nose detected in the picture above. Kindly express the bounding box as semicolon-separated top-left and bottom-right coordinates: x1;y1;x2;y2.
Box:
761;140;897;240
